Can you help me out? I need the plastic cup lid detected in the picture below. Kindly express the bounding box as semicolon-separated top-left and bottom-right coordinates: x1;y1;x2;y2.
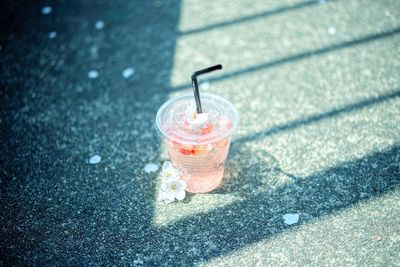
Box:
155;93;239;145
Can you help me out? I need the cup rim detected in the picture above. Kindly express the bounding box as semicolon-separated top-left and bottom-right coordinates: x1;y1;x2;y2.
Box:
155;93;239;145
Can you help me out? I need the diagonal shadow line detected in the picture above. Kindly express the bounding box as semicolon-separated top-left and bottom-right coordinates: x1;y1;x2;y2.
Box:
170;27;400;92
152;145;400;265
179;0;331;36
233;89;400;146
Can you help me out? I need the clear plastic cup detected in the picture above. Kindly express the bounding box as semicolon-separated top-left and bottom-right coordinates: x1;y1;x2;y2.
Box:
155;93;239;193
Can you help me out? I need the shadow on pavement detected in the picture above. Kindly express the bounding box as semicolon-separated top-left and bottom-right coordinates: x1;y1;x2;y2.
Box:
179;0;330;36
0;0;181;264
234;89;400;146
1;0;399;266
154;145;400;265
215;144;288;196
171;27;400;91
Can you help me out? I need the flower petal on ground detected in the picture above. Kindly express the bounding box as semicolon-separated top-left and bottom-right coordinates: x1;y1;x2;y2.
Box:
88;70;99;79
144;163;159;173
122;68;135;79
175;190;185;201
283;213;299;225
162;161;173;171
89;155;101;164
41;6;52;15
95;20;105;29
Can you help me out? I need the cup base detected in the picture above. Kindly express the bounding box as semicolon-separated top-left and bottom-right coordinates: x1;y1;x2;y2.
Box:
183;169;224;193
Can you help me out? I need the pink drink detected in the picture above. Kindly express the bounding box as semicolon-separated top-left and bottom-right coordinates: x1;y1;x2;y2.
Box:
165;137;231;193
156;93;239;193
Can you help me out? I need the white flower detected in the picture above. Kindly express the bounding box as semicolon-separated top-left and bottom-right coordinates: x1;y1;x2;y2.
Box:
159;178;187;203
161;161;179;181
158;161;187;203
162;161;173;171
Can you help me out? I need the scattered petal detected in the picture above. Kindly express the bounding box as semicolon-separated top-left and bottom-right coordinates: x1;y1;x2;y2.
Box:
175;190;185;201
328;27;336;35
159;191;175;203
144;163;159;173
122;68;135;79
95;20;105;30
41;6;52;15
89;155;101;164
162;161;173;171
48;31;57;39
283;213;299;225
88;70;99;79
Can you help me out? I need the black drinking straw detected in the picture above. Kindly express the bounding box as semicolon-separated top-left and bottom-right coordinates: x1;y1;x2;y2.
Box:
191;64;222;113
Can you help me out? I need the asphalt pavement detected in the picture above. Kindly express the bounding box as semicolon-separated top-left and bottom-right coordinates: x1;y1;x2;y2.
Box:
1;0;399;265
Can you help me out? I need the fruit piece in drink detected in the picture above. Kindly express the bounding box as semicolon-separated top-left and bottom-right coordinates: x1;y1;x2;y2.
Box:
192;144;212;156
215;137;229;148
201;123;214;135
179;144;193;155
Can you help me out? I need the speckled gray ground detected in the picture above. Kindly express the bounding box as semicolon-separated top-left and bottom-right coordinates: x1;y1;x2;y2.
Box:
1;0;400;266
